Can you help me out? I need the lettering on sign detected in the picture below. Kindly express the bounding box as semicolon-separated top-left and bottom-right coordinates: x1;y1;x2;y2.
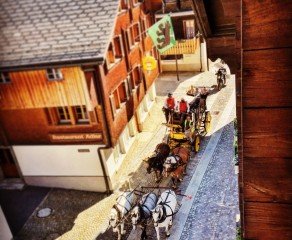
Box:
78;149;90;153
50;133;102;142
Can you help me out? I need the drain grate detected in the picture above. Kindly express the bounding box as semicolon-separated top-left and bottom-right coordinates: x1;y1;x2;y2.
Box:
37;207;52;218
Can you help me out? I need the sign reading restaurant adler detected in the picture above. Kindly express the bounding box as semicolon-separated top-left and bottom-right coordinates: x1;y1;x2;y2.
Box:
50;133;102;143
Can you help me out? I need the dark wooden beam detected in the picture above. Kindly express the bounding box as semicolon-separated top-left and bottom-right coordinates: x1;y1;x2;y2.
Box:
191;0;212;37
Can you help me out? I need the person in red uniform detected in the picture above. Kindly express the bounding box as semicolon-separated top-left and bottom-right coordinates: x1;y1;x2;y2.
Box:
177;98;190;130
163;93;176;123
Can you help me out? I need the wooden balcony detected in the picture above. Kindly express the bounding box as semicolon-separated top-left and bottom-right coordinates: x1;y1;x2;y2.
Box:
160;37;199;55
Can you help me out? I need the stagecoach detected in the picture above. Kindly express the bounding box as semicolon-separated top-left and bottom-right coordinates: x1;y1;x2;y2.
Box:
166;90;212;153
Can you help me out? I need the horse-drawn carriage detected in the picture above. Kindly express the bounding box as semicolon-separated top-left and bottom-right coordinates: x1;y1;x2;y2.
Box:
166;90;211;153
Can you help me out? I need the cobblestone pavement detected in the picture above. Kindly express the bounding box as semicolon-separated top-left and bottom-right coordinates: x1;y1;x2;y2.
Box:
15;189;106;240
180;122;239;240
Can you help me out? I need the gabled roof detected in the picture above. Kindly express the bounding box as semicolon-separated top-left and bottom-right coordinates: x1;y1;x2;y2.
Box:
0;0;119;69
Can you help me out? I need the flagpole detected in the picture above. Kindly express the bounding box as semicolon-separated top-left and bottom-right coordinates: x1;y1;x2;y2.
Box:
175;54;180;81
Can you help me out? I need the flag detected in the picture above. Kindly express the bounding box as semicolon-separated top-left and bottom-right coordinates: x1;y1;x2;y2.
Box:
147;15;176;53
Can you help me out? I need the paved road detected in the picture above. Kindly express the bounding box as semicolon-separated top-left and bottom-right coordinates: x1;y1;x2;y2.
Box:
170;81;238;240
0;186;50;235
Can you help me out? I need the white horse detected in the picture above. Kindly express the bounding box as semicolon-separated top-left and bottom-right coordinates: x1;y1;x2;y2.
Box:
130;192;158;239
109;191;135;240
152;190;177;240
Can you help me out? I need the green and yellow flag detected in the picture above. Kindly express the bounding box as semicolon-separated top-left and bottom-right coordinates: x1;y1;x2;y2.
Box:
147;15;176;53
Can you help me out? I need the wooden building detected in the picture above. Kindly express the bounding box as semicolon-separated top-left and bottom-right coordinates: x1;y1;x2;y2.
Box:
237;0;292;239
153;0;207;72
0;0;159;192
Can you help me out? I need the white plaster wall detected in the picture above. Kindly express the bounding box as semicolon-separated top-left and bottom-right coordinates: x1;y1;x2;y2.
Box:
0;206;13;240
201;41;208;71
13;145;105;176
161;45;201;72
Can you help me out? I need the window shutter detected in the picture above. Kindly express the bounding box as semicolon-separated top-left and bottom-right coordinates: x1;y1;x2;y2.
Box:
138;65;143;84
123;79;130;100
109;94;116;118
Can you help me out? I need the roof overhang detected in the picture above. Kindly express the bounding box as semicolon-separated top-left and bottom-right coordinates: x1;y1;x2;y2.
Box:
155;10;194;18
0;57;104;72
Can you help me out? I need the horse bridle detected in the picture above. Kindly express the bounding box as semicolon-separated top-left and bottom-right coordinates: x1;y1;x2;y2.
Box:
164;155;183;172
109;204;121;228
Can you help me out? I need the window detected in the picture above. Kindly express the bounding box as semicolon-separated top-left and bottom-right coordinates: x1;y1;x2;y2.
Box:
57;107;71;124
106;36;123;70
118;81;129;103
127;23;141;49
110;94;117;118
74;106;89;123
126;76;133;94
109;81;130;119
133;0;143;6
106;43;115;66
130;65;142;88
46;68;63;81
113;35;124;58
183;20;195;39
132;23;141;42
119;0;128;11
46;105;90;125
0;72;11;83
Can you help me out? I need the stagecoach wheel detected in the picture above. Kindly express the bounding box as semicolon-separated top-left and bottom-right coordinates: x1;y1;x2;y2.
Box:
205;121;211;133
194;135;200;153
205;111;211;122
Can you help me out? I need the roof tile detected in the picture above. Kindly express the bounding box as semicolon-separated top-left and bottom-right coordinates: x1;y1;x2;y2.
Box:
0;0;119;68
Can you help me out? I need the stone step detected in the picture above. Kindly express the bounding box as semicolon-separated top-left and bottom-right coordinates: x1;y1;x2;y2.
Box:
0;178;25;190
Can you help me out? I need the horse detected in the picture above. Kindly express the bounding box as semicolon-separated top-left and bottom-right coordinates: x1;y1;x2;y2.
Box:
130;192;158;240
151;190;178;240
145;143;170;182
109;191;135;240
163;147;190;188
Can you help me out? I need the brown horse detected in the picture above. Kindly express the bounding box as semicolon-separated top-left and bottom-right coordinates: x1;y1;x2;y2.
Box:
145;143;170;182
163;147;190;188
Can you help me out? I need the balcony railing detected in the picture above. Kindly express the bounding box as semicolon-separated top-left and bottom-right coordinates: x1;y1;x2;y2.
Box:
160;37;199;55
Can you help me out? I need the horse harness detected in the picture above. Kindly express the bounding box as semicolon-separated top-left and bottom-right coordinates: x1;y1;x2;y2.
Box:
138;193;157;221
155;191;177;224
110;192;133;227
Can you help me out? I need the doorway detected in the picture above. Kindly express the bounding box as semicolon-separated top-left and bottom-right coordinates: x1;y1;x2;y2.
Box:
0;148;19;178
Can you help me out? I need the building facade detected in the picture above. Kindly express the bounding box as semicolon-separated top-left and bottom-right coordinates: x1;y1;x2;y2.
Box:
0;0;160;192
154;0;207;72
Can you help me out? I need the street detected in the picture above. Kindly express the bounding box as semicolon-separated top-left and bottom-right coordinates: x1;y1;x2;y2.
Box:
11;69;239;240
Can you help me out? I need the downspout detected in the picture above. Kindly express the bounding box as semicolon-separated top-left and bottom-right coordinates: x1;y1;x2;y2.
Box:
92;65;114;195
97;146;112;195
199;37;202;72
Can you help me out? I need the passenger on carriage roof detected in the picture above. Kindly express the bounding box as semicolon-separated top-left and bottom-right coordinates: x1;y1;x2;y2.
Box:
163;93;176;123
183;115;193;139
177;98;189;114
177;97;189;127
200;87;209;99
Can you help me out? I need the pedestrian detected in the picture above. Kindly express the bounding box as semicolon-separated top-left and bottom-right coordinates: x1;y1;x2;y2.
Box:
163;93;176;123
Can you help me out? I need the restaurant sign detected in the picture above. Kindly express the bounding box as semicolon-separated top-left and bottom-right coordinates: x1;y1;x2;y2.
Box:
50;133;102;143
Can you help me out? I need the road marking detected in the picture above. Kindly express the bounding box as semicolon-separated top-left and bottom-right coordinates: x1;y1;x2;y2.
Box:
169;88;235;240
